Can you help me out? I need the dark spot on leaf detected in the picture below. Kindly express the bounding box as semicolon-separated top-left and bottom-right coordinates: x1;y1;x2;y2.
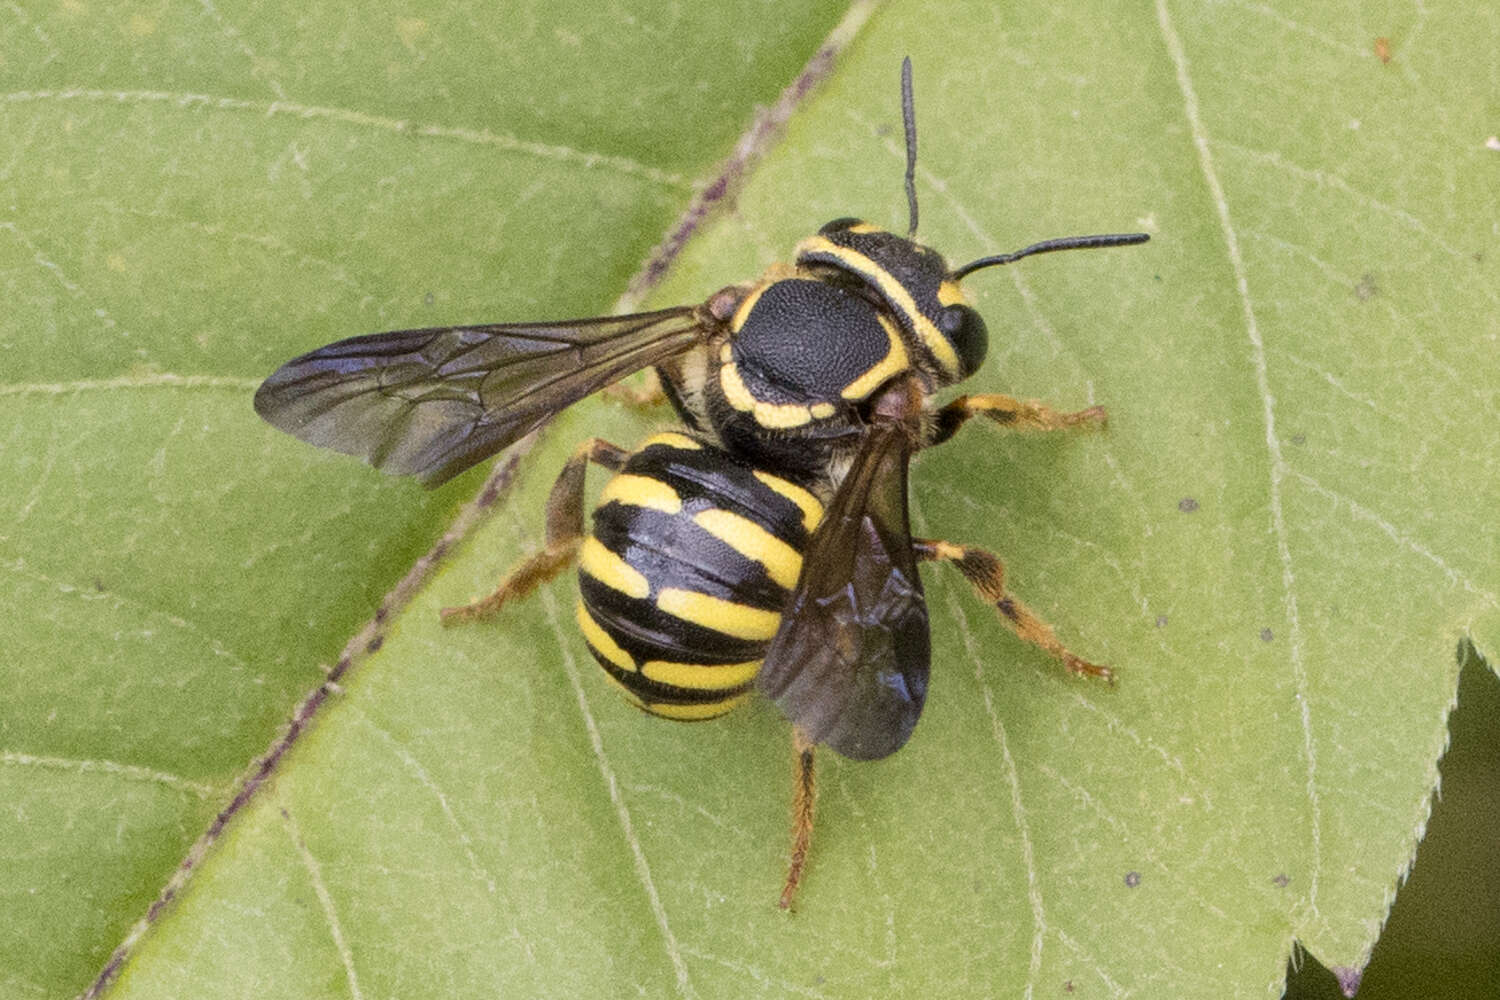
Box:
366;634;384;653
1064;981;1076;993
93;578;106;592
423;291;435;306
1124;871;1141;888
1155;615;1169;628
1374;36;1392;63
1272;873;1291;887
1178;497;1199;513
1261;628;1275;642
1289;433;1306;446
1353;274;1379;300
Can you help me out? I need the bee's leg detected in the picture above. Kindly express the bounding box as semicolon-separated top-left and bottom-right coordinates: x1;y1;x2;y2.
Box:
913;539;1113;683
779;727;817;910
931;393;1106;445
602;368;667;407
441;438;629;624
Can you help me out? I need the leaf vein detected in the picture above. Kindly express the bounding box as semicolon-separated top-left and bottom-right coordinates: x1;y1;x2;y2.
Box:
350;706;500;895
0;221;122;335
3;1;60;64
1155;0;1324;924
89;200;379;302
532;578;698;998
1291;470;1500;609
1218;139;1498;306
1054;927;1129;998
281;803;365;1000
0;751;220;798
938;574;1048;998
1217;0;1368;58
194;0;289;101
0;89;691;189
0;554;258;675
0;374;261;396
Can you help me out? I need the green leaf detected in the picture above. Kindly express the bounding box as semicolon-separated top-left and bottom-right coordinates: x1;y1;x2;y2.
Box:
2;1;1495;998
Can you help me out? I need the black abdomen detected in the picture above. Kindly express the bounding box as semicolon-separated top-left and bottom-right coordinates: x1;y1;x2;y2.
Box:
577;432;824;720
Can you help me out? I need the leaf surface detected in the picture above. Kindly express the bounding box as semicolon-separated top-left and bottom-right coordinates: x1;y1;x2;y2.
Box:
1;1;1495;997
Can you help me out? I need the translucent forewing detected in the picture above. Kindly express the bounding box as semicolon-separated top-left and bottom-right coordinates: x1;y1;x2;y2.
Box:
253;307;708;486
757;420;930;760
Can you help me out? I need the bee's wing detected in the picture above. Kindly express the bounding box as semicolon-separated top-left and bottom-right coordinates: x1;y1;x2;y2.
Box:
253;306;709;486
757;420;930;761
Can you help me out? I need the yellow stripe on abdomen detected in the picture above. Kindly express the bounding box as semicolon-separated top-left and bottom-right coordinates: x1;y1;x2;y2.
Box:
640;658;762;692
598;473;682;514
642;693;749;721
692;508;802;590
655;588;781;641
575;601;636;672
579;536;650;599
751;471;824;535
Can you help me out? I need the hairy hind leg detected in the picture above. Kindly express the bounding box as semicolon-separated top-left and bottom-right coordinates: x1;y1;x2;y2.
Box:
779;728;817;910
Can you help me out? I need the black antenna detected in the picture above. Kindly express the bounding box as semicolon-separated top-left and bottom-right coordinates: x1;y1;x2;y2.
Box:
950;232;1150;280
901;56;919;238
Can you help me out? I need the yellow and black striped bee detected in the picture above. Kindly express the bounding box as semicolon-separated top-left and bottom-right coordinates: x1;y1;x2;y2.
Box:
254;58;1148;907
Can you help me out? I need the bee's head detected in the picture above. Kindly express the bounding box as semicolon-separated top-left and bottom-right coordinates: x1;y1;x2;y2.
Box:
795;58;1150;384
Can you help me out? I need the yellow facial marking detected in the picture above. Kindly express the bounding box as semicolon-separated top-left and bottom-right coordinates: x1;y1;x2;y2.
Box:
810;402;836;419
656;589;781;641
753;471;823;535
847;222;883;234
640;658;762;691
598;474;682;514
840;314;911;401
642;693;748;721
693;508;803;590
794;234;962;378
575;601;636;672
641;431;701;451
938;279;968;306
579;537;650;599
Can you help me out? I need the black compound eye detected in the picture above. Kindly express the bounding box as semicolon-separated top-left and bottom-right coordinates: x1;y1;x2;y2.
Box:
938;305;988;378
818;217;862;235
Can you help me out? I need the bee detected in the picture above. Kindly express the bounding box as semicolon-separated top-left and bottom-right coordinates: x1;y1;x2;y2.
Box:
254;58;1148;907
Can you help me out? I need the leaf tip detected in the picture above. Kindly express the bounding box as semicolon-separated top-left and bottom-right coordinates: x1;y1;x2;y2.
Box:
1331;964;1365;997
